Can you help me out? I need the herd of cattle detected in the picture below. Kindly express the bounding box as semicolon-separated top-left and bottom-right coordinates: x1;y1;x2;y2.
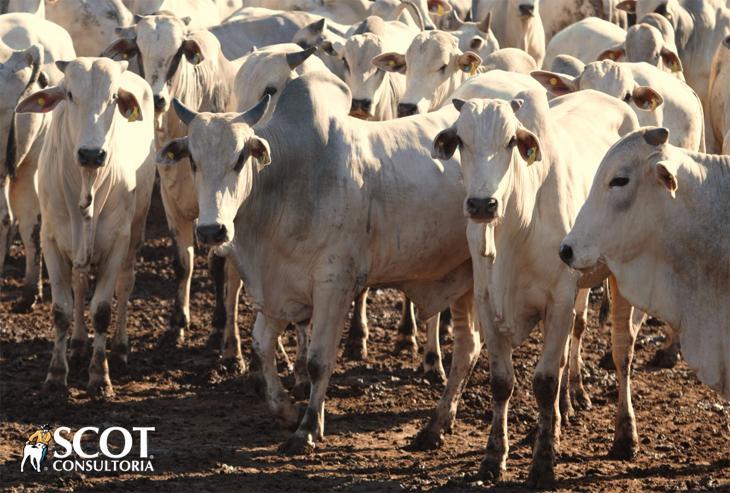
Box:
1;0;729;488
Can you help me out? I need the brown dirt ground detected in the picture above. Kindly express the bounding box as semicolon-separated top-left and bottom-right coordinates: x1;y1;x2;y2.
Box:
1;206;729;493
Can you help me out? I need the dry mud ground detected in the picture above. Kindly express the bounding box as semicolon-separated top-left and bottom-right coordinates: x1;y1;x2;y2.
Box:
1;207;729;492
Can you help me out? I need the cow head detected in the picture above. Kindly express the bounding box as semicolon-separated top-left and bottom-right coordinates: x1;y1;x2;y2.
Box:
233;45;316;121
432;94;542;223
17;57;143;170
618;0;682;30
102;13;206;115
157;96;272;247
532;60;664;112
373;31;481;117
599;21;682;75
560;127;674;272
453;12;500;61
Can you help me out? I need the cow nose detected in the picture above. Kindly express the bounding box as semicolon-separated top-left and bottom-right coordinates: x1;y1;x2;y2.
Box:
350;99;372;115
559;244;574;265
466;197;498;219
153;95;167;112
197;223;228;245
77;147;107;167
397;103;418;118
518;4;534;16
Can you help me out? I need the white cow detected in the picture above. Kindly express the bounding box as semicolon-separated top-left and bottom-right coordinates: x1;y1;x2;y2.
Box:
430;88;638;487
473;0;545;66
532;60;705;152
45;0;134;57
481;47;537;74
131;0;221;28
539;0;628;41
707;35;730;152
544;17;626;69
0;14;76;312
17;57;155;397
561;126;730;403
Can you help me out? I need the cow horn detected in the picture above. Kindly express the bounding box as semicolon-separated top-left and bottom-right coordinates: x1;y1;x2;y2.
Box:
172;98;198;125
238;94;271;126
286;47;316;70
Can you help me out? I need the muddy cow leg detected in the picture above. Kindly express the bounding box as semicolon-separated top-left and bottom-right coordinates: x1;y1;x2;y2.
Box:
608;275;642;460
413;293;479;449
394;294;418;355
560;288;591;421
421;313;445;384
292;321;310;399
344;288;369;360
9;164;42;312
207;251;226;350
279;280;353;455
0;175;10;271
68;266;89;376
220;258;244;372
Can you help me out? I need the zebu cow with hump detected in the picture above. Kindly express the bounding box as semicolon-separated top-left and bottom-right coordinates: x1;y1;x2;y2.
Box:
158;70;542;455
561;126;730;403
16;57;155;398
0;13;76;313
431;89;638;487
102;12;246;366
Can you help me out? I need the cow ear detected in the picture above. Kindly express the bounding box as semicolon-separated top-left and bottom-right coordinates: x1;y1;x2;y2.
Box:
530;70;578;96
182;39;204;65
723;35;730;49
632;86;663;111
428;0;452;17
117;88;143;122
432;127;460;160
659;47;682;72
616;0;636;13
510;98;524;112
372;52;406;73
158;137;189;165
597;45;625;61
515;127;541;165
643;127;670;146
16;86;65;113
247;136;271;171
102;37;139;61
457;51;481;75
654;160;678;198
452;98;466;111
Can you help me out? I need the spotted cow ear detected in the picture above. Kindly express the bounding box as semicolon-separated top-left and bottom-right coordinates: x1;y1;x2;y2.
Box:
655;160;678;198
530;70;578;96
16;86;65;113
432;127;460;160
157;137;189;165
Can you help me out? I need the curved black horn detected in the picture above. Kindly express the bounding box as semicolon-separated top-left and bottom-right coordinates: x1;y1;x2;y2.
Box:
238;94;271;126
286;46;316;69
172;98;198;125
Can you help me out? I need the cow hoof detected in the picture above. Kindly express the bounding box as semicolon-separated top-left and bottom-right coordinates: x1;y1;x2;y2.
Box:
393;338;418;356
158;328;185;349
343;341;367;361
41;380;68;400
87;379;115;400
598;351;614;371
478;459;505;482
278;433;315;455
206;330;223;351
410;427;444;450
608;437;638;460
571;387;592;411
648;348;680;369
526;462;556;490
12;294;39;313
423;368;446;386
292;381;311;400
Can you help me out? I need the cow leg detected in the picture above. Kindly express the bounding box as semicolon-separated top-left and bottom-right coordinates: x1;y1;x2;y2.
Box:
252;312;299;426
292;321;311;400
608;276;641;460
280;282;352;455
68;266;90;376
207;251;226;350
649;325;680;369
9;168;42;312
0;175;10;270
220;258;244;373
41;237;72;398
560;288;591;421
421;313;445;384
87;237;129;398
526;301;574;489
413;293;479;450
394;295;418;355
344;288;369;360
164;221;194;347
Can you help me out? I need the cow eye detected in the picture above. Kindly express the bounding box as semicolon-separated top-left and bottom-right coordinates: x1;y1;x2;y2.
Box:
609;176;629;187
263;86;277;97
623;92;631;102
439;64;448;73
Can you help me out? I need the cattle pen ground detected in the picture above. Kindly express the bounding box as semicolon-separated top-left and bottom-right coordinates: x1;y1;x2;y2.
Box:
1;210;729;493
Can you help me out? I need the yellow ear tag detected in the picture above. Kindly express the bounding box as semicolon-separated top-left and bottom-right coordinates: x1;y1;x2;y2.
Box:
126;106;139;122
643;99;657;111
469;64;477;76
526;146;537;165
191;53;201;64
37;97;45;107
122;52;128;59
166;151;175;160
549;77;558;86
437;4;444;16
670;60;680;72
388;59;396;67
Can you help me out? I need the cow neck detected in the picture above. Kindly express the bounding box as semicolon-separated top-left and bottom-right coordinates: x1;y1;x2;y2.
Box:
432;71;468;111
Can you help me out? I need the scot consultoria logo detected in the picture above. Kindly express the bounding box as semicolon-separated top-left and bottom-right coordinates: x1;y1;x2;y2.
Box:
20;425;155;473
21;424;52;472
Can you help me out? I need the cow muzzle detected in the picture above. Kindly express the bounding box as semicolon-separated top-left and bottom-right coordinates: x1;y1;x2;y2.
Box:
397;103;418;118
349;99;372;119
154;95;168;113
558;243;573;266
465;197;499;222
77;147;107;168
197;223;228;246
518;4;534;17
